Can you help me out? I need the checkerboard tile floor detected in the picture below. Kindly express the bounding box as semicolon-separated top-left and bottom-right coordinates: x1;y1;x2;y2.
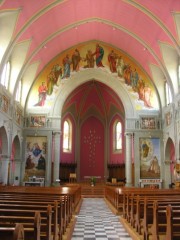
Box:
71;198;132;240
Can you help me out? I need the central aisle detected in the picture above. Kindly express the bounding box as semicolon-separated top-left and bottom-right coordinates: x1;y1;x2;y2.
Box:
71;198;132;240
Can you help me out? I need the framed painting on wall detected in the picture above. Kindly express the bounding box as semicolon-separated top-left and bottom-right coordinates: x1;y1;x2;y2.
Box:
140;138;160;179
165;112;172;126
141;117;156;129
0;93;9;113
29;115;46;127
15;106;22;125
24;136;47;180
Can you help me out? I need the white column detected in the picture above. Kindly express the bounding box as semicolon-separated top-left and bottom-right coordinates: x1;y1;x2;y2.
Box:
53;131;61;183
125;133;132;187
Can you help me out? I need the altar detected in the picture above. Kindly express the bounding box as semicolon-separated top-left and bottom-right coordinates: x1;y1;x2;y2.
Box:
24;176;45;187
84;176;101;184
139;179;162;188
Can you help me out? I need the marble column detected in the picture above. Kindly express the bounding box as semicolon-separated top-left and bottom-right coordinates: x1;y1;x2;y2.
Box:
125;133;133;187
53;131;61;183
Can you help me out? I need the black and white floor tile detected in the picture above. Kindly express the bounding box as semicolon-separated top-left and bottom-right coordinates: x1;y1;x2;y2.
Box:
71;198;132;240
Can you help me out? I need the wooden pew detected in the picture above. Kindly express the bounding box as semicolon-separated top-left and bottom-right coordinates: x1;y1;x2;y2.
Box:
0;211;41;240
105;186;124;214
0;198;65;240
0;199;61;238
141;199;180;240
121;188;180;225
104;186;119;211
0;197;69;239
0;185;81;211
0;223;24;240
0;185;81;240
116;188;180;240
122;188;180;221
0;207;51;240
164;205;180;240
13;223;24;240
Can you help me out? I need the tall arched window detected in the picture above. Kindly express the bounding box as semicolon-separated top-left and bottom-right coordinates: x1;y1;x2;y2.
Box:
114;121;122;151
1;61;10;89
63;119;72;152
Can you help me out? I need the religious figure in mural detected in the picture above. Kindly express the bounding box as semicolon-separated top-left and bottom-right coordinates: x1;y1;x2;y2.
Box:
142;141;150;158
36;154;46;170
25;155;35;169
31;143;42;157
62;54;72;78
72;49;81;71
143;84;153;108
83;50;95;68
116;56;125;77
148;156;160;174
34;82;47;106
52;64;62;84
124;64;132;85
130;68;139;91
30;43;157;110
137;79;153;108
47;72;55;95
92;43;104;67
47;64;62;95
25;138;46;178
108;50;117;73
137;79;145;101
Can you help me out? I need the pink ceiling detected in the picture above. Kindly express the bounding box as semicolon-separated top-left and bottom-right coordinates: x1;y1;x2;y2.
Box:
1;0;179;80
62;81;124;119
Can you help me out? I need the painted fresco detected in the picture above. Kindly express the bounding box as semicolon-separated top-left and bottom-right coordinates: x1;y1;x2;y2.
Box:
141;117;156;129
0;93;9;113
140;138;160;179
165;112;172;126
29;115;46;127
24;136;46;179
15;106;22;125
28;41;159;110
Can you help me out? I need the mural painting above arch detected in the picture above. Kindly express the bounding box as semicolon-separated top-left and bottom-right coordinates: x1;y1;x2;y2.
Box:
27;41;159;111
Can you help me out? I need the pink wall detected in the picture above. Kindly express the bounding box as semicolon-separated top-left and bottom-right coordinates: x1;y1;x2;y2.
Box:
80;116;104;180
60;114;75;163
109;115;125;164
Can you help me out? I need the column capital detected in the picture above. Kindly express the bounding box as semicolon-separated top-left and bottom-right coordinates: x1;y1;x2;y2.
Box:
52;130;61;136
124;132;134;137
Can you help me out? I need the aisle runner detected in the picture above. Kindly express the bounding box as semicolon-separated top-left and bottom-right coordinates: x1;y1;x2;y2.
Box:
71;198;132;240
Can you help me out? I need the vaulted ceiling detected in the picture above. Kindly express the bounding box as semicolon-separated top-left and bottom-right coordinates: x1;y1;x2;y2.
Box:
0;0;180;115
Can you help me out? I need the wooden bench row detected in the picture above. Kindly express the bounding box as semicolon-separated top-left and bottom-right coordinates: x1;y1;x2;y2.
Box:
0;185;81;240
105;186;180;240
0;223;24;240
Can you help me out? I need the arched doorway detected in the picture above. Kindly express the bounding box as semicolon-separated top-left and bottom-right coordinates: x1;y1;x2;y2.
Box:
10;135;21;185
165;137;175;187
0;126;8;185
